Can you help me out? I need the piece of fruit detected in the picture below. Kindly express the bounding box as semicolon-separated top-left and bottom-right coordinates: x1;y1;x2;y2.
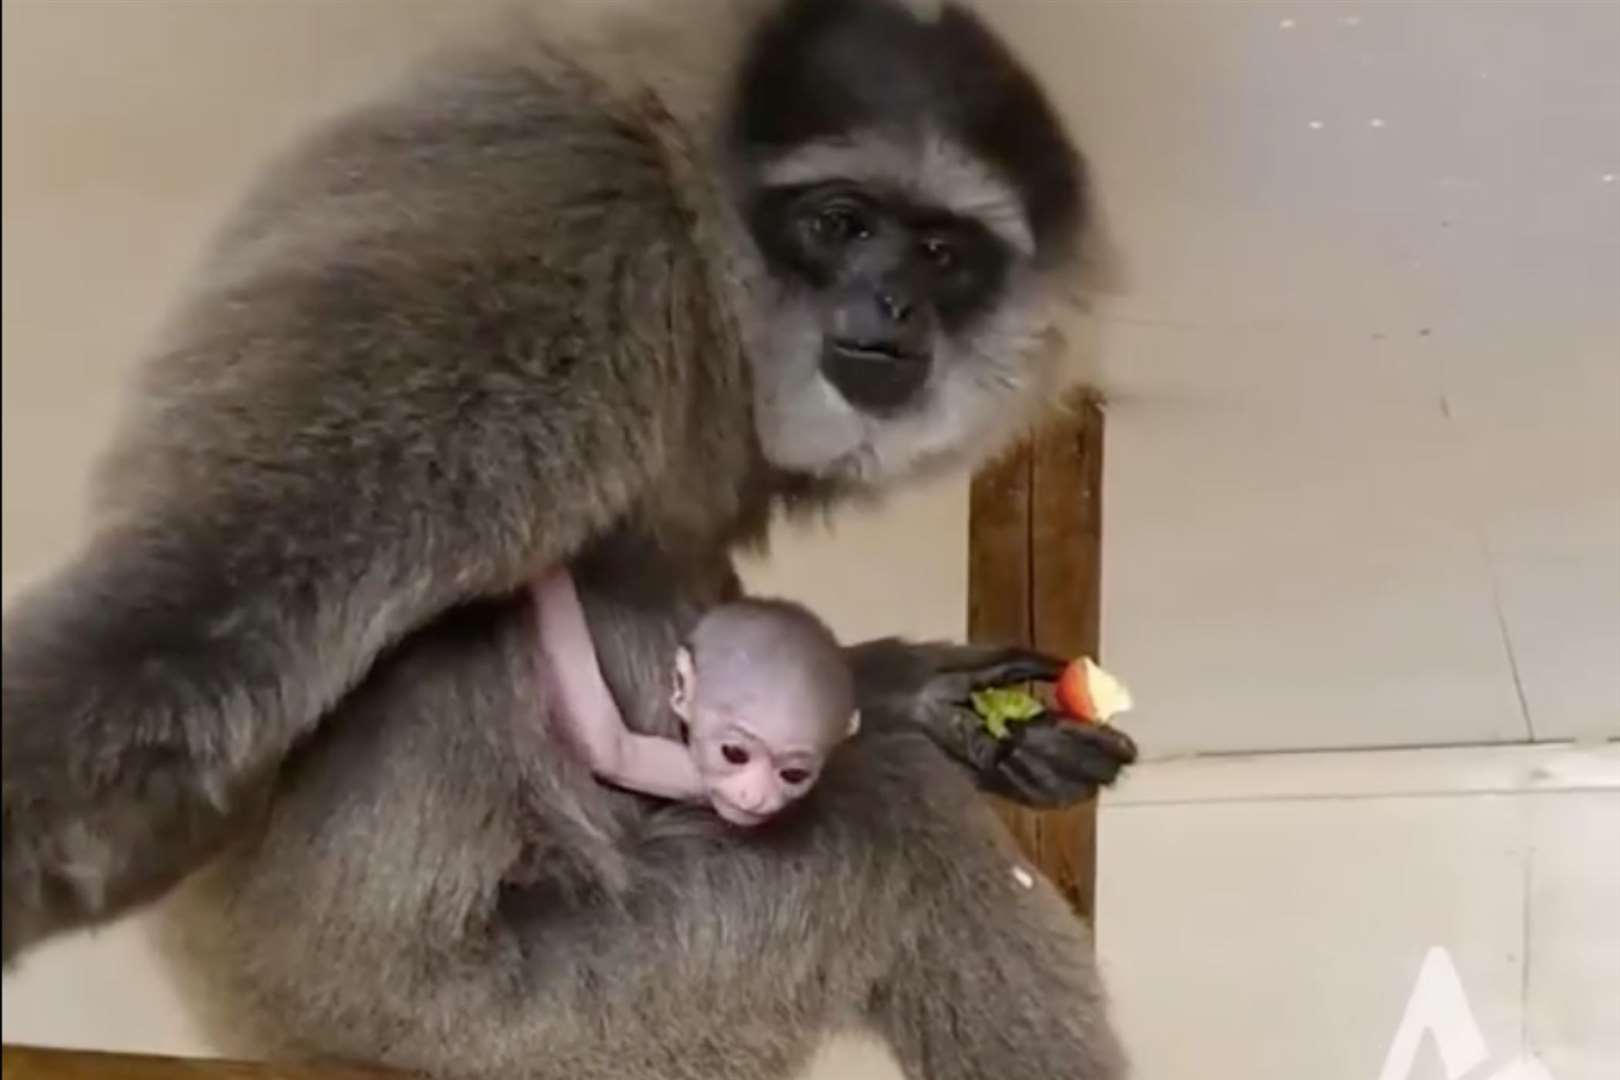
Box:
1055;657;1133;724
969;686;1044;740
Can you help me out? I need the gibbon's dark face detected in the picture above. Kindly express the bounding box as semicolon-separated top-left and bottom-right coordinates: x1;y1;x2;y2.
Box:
748;180;1012;413
730;0;1085;486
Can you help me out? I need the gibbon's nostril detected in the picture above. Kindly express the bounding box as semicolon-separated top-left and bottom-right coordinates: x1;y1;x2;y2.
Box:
879;291;913;324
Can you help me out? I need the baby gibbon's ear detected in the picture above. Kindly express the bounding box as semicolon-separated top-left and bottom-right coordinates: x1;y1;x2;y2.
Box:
670;645;697;720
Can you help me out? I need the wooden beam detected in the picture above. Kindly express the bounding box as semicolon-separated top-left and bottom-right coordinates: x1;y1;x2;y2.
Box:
0;1046;405;1080
966;430;1033;655
968;390;1105;922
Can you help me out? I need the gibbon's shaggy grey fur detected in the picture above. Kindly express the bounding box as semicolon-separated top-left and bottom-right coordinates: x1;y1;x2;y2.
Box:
2;1;1136;1076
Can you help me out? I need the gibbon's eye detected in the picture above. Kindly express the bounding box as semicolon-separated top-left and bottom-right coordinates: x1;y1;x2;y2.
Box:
721;744;750;766
779;767;812;786
805;203;871;248
920;235;957;273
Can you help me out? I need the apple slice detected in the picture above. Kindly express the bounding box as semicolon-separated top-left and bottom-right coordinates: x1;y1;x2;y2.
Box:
1054;657;1133;724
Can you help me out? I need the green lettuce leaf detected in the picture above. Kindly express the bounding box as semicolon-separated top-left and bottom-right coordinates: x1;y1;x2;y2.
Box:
970;686;1044;740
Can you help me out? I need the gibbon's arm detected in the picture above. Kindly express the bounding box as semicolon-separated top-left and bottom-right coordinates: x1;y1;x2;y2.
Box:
1;68;731;961
594;735;708;803
532;567;704;803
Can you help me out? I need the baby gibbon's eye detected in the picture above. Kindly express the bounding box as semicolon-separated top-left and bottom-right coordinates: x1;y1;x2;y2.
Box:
779;767;811;785
721;744;750;766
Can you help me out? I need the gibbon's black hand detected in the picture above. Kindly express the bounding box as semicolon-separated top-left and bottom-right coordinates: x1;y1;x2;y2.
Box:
973;713;1139;808
847;640;1138;807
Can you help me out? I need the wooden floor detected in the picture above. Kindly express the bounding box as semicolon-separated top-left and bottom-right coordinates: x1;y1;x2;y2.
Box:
0;1046;404;1080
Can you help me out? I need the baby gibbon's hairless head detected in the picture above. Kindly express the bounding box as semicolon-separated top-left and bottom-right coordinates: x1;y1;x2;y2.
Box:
671;598;859;826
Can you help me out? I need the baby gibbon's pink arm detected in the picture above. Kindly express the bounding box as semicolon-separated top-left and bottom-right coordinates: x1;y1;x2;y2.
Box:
531;568;705;801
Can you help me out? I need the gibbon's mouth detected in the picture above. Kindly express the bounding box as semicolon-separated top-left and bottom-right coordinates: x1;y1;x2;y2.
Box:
830;338;912;362
822;339;931;415
711;797;769;828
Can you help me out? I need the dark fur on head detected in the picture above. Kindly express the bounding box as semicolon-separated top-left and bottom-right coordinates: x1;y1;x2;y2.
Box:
733;0;1084;264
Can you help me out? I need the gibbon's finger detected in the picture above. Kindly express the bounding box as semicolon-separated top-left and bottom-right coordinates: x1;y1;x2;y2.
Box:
941;646;1066;686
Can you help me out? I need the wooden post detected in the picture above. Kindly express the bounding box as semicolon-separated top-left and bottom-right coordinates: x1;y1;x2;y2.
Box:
967;390;1105;921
